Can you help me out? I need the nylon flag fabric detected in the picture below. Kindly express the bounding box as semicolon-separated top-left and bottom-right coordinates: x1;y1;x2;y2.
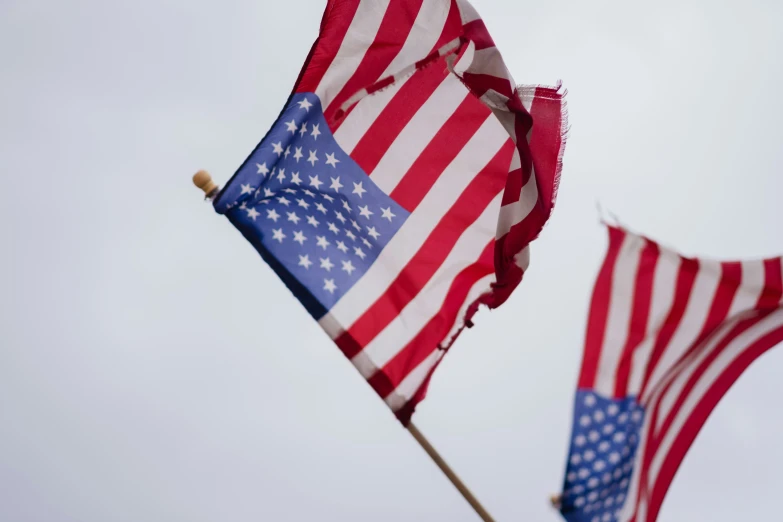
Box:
556;225;783;522
212;0;567;423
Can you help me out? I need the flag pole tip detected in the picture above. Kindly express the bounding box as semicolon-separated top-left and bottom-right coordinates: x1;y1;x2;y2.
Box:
549;494;562;508
193;170;218;199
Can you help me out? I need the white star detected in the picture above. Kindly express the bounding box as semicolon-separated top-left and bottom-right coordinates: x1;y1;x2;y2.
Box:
299;122;307;137
311;123;321;140
344;229;356;241
298;254;312;269
315;202;328;214
298;98;313;111
316;236;330;250
361;237;372;249
607;404;619;416
272;142;284;156
325;152;339;168
284;146;291;159
239;201;246;210
342;200;352;213
307;150;318;166
272;228;285;242
336;241;348;253
303;189;315;197
366;226;380;240
608;452;621;464
351;219;361;232
358;205;373;219
320;257;334;271
330;176;343;192
287;212;300;224
276;168;286;182
341;260;356;275
309;175;323;190
290;172;302;185
293;147;303;162
266;209;280;222
246;207;259;220
327;222;340;234
584;394;597;407
323;278;336;294
354;247;366;260
241;183;254;195
277;196;291;206
285;119;298;133
574;435;587;447
283;188;297;194
352;181;366;198
297;198;310;210
256;162;269;176
293;230;307;245
334;211;346;224
263;187;275;198
322;193;334;202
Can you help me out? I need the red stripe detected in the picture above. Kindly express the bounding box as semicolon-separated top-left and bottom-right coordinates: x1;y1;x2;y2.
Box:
637;257;700;399
577;227;627;388
646;314;762;464
368;240;495;397
613;240;661;397
323;0;424;123
462;19;495;50
349;62;450;174
646;317;783;522
461;71;514;100
757;258;783;309
296;0;362;94
527;87;564;212
335;143;511;359
390;96;493;211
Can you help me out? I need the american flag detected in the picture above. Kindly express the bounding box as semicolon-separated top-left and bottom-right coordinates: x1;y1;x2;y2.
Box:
213;0;567;423
557;225;783;522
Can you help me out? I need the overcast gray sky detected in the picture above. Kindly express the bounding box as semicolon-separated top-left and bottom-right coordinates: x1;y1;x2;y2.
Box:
2;0;782;521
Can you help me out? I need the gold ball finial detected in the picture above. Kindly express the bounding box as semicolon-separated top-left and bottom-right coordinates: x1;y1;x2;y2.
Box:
193;170;218;198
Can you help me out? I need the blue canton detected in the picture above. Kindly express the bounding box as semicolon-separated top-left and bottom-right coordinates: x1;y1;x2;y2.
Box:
560;390;646;522
215;93;410;318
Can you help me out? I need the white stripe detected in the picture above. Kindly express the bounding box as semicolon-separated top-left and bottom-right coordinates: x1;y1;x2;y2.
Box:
324;116;508;332
648;308;783;488
652;312;743;433
333;75;410;154
640;259;722;403
385;349;444;411
593;234;647;396
442;274;495;345
495;174;538;239
627;251;681;396
370;73;474;192
456;0;481;24
651;272;767;432
380;0;451;77
470;47;512;81
357;192;502;369
727;260;766;317
315;0;391;111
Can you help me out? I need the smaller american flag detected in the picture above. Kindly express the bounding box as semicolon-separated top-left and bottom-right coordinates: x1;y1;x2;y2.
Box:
556;225;783;522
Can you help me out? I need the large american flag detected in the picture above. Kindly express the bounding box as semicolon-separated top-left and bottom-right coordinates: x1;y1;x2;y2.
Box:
213;0;567;423
557;225;783;522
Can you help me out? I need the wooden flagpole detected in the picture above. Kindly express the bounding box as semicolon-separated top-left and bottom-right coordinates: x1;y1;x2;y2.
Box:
193;171;495;522
407;422;495;522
